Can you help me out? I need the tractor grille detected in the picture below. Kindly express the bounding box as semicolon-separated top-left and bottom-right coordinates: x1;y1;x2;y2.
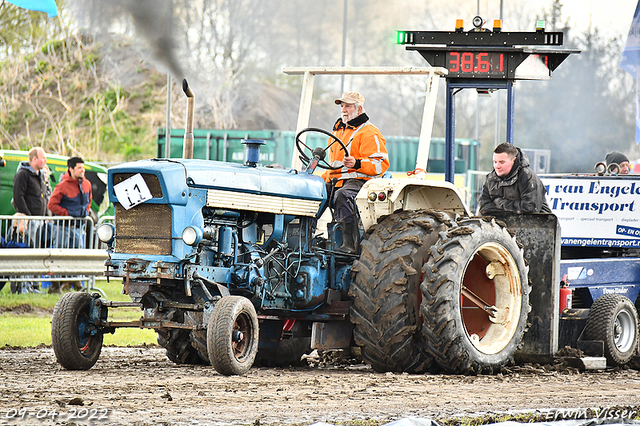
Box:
113;173;163;198
206;189;321;217
114;203;172;255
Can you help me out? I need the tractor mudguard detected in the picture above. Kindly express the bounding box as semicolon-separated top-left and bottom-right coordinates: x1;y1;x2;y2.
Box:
355;178;469;232
488;212;561;364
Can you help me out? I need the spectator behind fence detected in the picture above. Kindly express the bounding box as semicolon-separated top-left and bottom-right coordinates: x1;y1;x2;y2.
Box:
11;147;50;293
48;157;93;249
12;147;50;247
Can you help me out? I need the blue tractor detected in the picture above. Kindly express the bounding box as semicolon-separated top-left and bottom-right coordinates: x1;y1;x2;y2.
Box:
50;69;533;375
53;19;620;375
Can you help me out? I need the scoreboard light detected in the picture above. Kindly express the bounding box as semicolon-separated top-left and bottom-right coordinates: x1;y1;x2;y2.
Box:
396;31;411;44
395;18;564;47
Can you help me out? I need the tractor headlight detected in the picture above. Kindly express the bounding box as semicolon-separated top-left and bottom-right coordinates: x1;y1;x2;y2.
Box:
182;226;203;246
97;223;115;244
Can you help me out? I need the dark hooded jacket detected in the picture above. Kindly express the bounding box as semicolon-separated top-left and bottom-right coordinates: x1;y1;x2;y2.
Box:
12;161;49;216
478;148;551;215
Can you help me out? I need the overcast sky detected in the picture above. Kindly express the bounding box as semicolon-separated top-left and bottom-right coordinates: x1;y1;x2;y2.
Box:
555;0;637;38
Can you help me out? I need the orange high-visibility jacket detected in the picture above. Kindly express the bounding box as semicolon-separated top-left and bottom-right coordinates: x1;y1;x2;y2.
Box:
322;114;389;185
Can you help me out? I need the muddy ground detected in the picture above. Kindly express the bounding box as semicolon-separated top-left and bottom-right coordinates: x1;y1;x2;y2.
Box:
1;347;640;426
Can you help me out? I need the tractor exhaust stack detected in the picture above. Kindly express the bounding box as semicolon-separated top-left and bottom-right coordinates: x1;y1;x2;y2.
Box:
182;79;195;159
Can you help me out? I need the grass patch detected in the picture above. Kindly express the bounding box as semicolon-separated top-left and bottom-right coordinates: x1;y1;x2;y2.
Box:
0;279;157;347
0;316;156;347
0;287;61;309
438;413;548;426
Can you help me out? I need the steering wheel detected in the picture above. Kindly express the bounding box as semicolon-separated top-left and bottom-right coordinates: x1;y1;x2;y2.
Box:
295;128;349;170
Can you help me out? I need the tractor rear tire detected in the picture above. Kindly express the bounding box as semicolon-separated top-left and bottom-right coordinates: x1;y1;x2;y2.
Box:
350;210;448;373
142;291;204;365
186;311;212;364
207;296;259;376
582;294;639;366
421;217;530;374
157;328;205;365
254;337;312;367
51;292;103;370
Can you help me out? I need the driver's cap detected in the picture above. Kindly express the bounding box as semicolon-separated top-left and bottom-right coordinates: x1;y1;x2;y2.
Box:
335;91;365;105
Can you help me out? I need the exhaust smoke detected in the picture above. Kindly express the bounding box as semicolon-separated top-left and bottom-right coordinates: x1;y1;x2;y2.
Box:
67;0;184;80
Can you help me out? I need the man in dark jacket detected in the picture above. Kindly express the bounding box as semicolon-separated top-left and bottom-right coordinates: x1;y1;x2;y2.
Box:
48;156;92;249
478;143;551;215
11;147;49;293
12;147;50;246
13;147;49;217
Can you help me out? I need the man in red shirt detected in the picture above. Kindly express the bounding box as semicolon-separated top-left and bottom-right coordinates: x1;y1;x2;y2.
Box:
48;157;93;248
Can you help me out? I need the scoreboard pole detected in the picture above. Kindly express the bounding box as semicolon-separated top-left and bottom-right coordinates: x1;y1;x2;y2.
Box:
444;80;515;183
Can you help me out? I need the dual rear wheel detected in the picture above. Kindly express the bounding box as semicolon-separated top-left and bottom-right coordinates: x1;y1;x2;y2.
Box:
350;211;530;374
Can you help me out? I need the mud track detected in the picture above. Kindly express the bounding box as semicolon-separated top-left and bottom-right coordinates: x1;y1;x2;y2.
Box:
1;347;640;425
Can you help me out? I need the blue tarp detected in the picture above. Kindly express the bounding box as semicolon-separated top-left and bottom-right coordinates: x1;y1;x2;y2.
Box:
5;0;57;17
0;236;28;249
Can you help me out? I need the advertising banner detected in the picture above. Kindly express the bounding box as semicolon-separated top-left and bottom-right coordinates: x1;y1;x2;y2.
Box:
541;176;640;248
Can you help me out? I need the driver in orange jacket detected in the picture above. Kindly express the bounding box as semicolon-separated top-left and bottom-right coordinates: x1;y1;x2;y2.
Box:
321;91;389;254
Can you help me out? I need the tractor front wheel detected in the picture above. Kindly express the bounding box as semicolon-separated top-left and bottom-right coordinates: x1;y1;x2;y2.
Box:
156;328;205;365
51;292;103;370
144;291;204;365
207;296;259;376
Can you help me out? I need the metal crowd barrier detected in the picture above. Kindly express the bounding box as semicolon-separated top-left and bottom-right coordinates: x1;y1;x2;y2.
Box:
0;215;108;295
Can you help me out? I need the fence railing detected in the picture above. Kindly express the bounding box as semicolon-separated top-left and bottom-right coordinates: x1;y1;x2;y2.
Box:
0;215;109;294
0;215;95;249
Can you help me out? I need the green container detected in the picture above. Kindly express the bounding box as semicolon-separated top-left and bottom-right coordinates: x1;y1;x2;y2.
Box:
157;128;479;174
157;128;278;165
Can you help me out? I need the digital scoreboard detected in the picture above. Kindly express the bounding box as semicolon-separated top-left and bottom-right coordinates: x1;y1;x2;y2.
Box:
396;28;576;81
445;51;506;78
